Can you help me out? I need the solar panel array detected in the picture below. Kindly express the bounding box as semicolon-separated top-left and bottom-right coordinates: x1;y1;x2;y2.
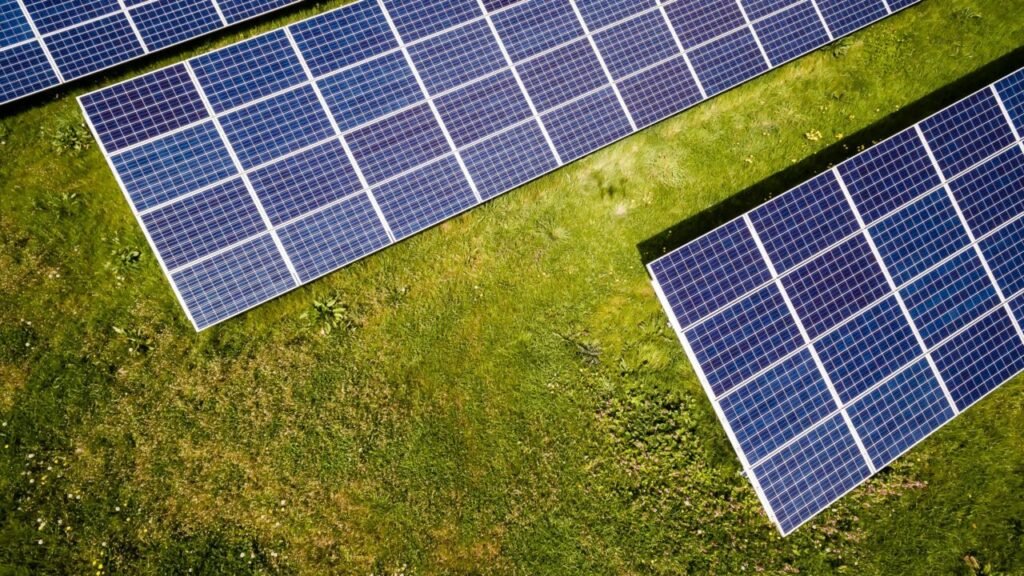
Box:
80;0;916;330
0;0;301;105
649;67;1024;535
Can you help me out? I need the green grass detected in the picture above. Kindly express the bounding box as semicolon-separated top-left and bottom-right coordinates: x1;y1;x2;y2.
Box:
2;0;1024;573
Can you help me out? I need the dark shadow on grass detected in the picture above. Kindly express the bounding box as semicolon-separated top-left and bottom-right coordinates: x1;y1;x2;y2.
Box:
0;0;334;117
637;46;1024;265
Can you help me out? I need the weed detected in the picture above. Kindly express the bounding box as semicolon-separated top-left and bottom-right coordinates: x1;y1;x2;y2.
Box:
830;37;853;58
952;7;983;24
304;293;354;335
43;117;91;155
112;325;153;355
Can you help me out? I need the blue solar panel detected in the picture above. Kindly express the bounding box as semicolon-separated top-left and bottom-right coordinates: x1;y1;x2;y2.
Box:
372;156;477;240
919;90;1017;178
248;140;363;226
838;128;942;225
219;0;295;24
316;51;423;133
781;235;889;339
685;284;805;397
740;0;798;20
753;1;831;66
753;414;871;535
816;296;921;403
1;0;33;46
435;71;532;147
461;120;558;200
932;308;1024;411
47;13;144;78
816;0;887;37
649;71;1024;535
869;189;972;286
346;104;450;185
408;19;505;94
688;28;769;97
190;30;307;114
721;350;836;464
0;41;58;103
543;87;632;162
947;146;1024;238
23;0;120;35
277;193;392;282
1012;295;1024;327
82;0;917;333
979;216;1024;299
901;250;1000;348
847;359;954;469
142;178;266;270
112;122;237;211
749;171;859;274
593;11;678;80
996;70;1024;134
172;235;296;329
219;86;335;170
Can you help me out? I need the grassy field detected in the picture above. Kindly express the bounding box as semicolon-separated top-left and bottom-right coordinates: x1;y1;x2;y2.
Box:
2;0;1024;573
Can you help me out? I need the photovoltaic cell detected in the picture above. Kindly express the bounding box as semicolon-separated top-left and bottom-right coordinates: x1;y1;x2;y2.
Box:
650;69;1024;535
995;69;1024;133
47;13;144;79
1;0;33;46
82;0;917;333
23;0;121;35
0;42;58;103
815;0;887;37
753;1;830;66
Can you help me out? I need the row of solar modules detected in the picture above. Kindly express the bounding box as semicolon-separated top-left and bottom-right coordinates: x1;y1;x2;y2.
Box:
649;67;1024;535
0;0;301;105
80;0;916;330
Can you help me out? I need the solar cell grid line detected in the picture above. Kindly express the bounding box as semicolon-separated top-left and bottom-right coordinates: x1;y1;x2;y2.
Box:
10;0;62;82
566;0;638;131
730;0;772;67
807;0;835;40
655;2;709;99
113;0;149;53
649;71;1024;534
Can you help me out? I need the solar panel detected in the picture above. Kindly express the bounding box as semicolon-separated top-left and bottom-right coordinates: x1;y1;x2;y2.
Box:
0;0;302;106
80;0;917;330
649;68;1024;535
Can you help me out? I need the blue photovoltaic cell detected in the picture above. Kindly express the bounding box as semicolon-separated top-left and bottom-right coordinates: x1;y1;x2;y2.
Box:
782;235;889;339
815;0;887;37
383;0;480;42
142;179;266;270
130;0;222;51
543;88;632;162
219;86;335;170
317;51;423;133
190;30;307;114
372;157;477;240
47;13;144;79
663;0;744;48
517;39;607;112
576;0;656;29
618;56;703;128
919;90;1016;178
816;296;921;403
685;284;805;397
1;0;33;46
901;250;1000;348
869;189;972;286
948;146;1024;238
753;1;830;66
749;171;859;274
979;216;1024;299
248;140;363;226
593;11;678;80
996;69;1024;134
753;414;871;535
277;193;391;282
435;71;532;147
347;103;450;185
289;1;396;77
933;308;1024;411
720;350;836;464
838;128;942;225
80;64;208;153
23;0;120;35
847;359;954;469
887;0;920;9
461;120;558;200
0;42;58;103
688;28;769;97
650;218;772;329
112;122;237;212
490;0;582;62
1012;296;1024;327
740;0;797;19
173;235;296;329
219;0;296;23
408;20;505;95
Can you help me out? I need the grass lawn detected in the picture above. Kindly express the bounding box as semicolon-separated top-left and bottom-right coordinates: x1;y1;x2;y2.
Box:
2;0;1024;573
